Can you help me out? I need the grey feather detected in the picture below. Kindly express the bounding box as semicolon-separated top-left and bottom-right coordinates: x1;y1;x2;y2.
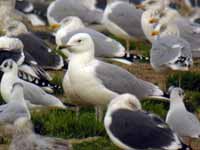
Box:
95;61;163;99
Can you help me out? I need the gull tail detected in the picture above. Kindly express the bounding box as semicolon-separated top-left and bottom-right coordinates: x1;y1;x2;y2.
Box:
110;53;150;65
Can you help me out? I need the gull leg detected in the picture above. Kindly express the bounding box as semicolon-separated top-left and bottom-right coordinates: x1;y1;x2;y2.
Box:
178;72;182;88
95;106;104;122
75;106;80;120
126;40;130;57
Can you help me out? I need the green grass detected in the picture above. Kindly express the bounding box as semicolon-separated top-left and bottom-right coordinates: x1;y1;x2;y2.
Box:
107;34;151;57
73;137;119;150
32;108;106;139
167;72;200;92
141;99;169;119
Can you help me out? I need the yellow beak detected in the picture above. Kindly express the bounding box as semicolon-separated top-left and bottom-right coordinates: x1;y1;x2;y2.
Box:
50;24;61;30
135;4;145;10
151;31;160;36
149;18;159;24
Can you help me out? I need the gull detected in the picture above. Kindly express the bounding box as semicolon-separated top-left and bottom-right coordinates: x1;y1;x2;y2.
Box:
0;36;59;92
104;93;182;150
103;0;145;53
166;87;200;143
47;0;103;25
0;36;50;81
0;59;66;109
55;16;125;59
55;16;148;64
0;82;30;125
150;35;193;72
148;6;200;57
141;0;174;42
4;20;64;71
15;0;50;26
60;33;163;112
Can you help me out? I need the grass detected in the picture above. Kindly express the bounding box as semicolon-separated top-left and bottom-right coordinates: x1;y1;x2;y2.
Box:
167;71;200;92
73;137;119;150
31;108;106;139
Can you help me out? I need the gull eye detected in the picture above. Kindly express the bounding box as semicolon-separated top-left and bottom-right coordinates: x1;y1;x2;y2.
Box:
148;1;155;4
4;62;8;68
77;40;82;43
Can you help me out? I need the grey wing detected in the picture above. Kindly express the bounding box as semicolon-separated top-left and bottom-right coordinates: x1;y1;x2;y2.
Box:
176;18;200;50
61;28;125;57
20;80;62;107
108;2;145;39
95;61;163;99
48;0;102;24
167;110;200;137
151;36;182;66
0;102;28;124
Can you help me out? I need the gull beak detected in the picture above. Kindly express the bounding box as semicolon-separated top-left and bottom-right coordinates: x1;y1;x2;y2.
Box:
135;4;145;10
0;66;3;71
149;18;159;24
151;31;160;36
56;45;72;50
50;24;61;30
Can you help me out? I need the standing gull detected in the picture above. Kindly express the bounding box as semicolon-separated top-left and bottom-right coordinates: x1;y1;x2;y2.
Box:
166;87;200;143
0;82;30;125
150;35;193;72
0;59;66;109
104;93;182;150
103;0;145;53
60;33;163;108
148;7;200;57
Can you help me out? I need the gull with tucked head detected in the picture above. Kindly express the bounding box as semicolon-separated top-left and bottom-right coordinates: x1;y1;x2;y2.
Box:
55;16;127;60
150;35;193;72
104;93;182;150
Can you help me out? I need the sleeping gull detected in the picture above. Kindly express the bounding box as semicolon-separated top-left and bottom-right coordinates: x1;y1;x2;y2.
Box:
9;119;72;150
150;35;193;72
0;36;51;81
55;16;125;58
47;0;103;25
60;33;163;110
103;0;145;53
104;93;182;150
0;59;66;109
166;87;200;143
0;82;30;125
55;16;148;64
4;20;64;71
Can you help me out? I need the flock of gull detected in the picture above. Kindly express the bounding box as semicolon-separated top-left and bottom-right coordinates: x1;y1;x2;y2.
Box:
0;0;199;149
